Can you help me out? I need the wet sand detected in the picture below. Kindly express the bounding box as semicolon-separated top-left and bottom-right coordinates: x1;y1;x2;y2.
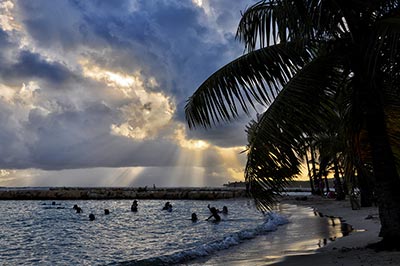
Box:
276;195;400;265
186;200;349;266
188;195;400;265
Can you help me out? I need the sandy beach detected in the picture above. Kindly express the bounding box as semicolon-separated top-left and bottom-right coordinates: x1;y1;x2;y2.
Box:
276;195;400;265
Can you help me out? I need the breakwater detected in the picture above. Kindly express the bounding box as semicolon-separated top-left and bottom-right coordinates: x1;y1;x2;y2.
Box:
0;187;247;200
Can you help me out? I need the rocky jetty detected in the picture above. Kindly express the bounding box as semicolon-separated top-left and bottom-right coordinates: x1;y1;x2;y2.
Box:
0;187;247;200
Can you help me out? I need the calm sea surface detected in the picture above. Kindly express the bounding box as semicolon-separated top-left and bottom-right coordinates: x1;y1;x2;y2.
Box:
0;198;345;265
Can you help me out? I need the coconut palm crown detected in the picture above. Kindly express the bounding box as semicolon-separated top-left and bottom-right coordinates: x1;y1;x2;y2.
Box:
185;0;400;248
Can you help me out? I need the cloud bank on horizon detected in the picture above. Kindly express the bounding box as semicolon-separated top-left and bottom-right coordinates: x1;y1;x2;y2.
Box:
0;0;257;187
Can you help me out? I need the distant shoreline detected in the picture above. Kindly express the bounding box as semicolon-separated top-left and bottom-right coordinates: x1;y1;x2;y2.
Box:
0;187;247;200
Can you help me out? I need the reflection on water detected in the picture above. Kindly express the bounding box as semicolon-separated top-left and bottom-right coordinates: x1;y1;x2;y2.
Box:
189;203;353;266
0;199;275;265
313;210;353;243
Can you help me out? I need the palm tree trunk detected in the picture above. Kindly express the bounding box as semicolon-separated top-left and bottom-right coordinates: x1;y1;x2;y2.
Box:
305;149;315;194
338;165;349;196
366;105;400;247
324;171;330;193
360;77;400;248
357;168;374;207
310;145;321;195
333;159;345;200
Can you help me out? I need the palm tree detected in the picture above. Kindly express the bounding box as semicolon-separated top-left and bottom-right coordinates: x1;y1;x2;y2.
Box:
185;0;400;248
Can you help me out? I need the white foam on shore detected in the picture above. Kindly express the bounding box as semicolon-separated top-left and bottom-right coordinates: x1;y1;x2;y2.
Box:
116;212;289;266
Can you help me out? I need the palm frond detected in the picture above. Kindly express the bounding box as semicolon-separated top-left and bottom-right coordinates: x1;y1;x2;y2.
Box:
236;0;347;52
245;54;347;211
185;43;316;129
366;16;400;78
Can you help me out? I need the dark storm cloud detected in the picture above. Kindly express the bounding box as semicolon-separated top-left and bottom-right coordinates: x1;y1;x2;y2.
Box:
0;29;78;89
1;50;75;85
0;28;12;51
15;0;249;99
0;0;258;172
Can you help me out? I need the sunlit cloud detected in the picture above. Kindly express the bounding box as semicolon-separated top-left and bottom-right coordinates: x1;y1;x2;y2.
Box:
173;124;210;150
80;59;175;140
80;59;138;90
192;0;203;7
0;1;21;31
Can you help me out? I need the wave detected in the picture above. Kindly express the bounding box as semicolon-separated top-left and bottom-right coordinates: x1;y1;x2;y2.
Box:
109;212;289;266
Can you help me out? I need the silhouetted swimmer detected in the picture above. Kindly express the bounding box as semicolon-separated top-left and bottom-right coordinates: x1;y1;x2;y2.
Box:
191;212;198;222
131;200;138;212
206;204;221;222
163;202;172;212
89;213;95;221
104;209;110;215
73;205;82;213
222;206;228;214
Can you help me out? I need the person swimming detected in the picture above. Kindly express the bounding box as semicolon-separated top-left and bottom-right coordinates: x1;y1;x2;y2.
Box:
206;204;221;222
89;213;95;221
222;206;228;214
162;202;172;212
104;209;110;215
73;205;82;213
131;200;138;212
191;212;198;222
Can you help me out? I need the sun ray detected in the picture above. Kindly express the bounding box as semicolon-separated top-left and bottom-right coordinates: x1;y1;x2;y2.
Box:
216;146;246;182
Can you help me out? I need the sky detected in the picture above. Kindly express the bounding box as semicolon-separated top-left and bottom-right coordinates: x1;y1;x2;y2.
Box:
0;0;262;187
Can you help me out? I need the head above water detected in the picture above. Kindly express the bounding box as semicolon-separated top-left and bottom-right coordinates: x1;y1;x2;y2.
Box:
210;207;218;214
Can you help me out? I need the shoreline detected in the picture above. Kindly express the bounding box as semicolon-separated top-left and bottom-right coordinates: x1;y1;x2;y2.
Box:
275;195;400;265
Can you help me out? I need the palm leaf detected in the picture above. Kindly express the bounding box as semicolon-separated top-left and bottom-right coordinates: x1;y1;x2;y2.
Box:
245;54;346;210
236;0;347;52
185;42;316;129
365;16;400;77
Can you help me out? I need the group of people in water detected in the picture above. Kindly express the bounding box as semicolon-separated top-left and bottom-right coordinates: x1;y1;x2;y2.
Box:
132;200;227;222
72;204;107;221
68;200;228;222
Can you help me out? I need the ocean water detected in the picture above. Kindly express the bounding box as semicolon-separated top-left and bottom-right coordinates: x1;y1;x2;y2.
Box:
0;199;345;265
